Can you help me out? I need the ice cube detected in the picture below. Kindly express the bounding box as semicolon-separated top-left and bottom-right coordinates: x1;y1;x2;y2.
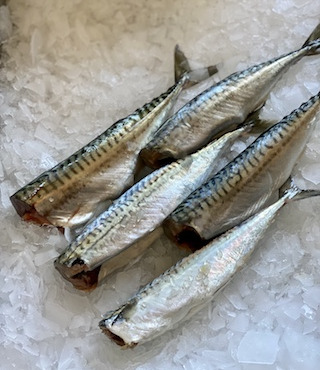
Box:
237;331;279;364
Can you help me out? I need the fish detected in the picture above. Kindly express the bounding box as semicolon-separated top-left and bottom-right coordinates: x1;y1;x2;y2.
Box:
10;47;217;230
140;23;320;169
99;181;320;348
164;91;320;251
54;126;248;291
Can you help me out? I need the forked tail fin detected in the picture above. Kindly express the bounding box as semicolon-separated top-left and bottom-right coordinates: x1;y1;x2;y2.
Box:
302;23;320;47
301;22;320;55
174;45;192;82
280;177;320;203
174;44;218;85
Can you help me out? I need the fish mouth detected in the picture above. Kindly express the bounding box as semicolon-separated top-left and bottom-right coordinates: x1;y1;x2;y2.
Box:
163;219;206;252
54;258;101;292
140;147;175;169
99;323;126;347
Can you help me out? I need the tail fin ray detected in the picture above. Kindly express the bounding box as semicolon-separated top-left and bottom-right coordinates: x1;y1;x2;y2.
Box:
302;23;320;47
280;177;320;203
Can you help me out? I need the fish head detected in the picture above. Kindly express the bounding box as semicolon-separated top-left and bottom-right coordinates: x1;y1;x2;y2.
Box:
10;190;54;226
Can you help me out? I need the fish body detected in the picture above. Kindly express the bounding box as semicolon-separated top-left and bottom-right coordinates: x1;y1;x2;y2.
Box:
141;25;320;168
99;184;320;347
54;127;246;290
10;47;217;230
164;92;320;250
10;76;188;229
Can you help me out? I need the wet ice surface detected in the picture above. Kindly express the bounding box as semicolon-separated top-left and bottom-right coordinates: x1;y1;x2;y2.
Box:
1;0;320;369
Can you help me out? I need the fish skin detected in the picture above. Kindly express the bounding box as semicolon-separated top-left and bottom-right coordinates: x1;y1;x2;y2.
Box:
140;25;320;169
99;184;320;348
61;227;165;292
164;92;320;250
54;126;247;290
10;43;218;231
96;227;164;288
10;74;190;229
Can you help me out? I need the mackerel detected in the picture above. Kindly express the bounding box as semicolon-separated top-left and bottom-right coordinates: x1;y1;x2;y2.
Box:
10;48;217;230
164;92;320;250
141;23;320;168
54;127;246;291
99;182;320;348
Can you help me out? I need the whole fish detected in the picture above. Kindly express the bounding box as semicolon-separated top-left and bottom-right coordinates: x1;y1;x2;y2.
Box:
10;47;217;230
164;92;320;251
54;126;247;291
140;23;320;168
99;182;320;348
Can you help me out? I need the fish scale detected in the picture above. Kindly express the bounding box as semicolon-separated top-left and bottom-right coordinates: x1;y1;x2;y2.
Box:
60;159;189;262
99;183;320;348
141;28;320;168
10;74;189;228
26;85;176;191
54;127;246;290
164;92;320;249
10;44;218;230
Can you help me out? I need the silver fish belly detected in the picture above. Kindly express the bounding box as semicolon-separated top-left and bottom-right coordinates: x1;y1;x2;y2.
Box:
164;92;320;250
140;24;320;168
54;127;246;291
99;184;320;347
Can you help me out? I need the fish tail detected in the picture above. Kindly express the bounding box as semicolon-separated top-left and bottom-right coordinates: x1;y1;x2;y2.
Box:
280;177;320;203
301;23;320;55
290;187;320;202
239;108;277;135
302;23;320;47
174;44;218;86
174;45;191;82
